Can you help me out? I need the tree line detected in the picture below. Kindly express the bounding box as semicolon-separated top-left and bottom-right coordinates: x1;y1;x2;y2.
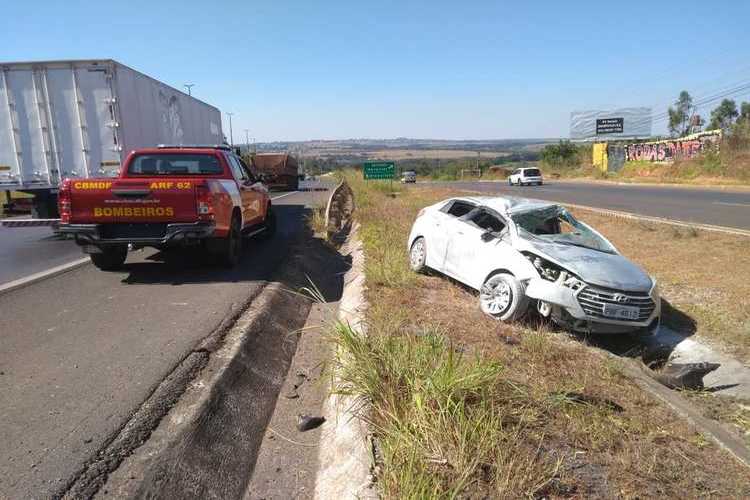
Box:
668;90;750;136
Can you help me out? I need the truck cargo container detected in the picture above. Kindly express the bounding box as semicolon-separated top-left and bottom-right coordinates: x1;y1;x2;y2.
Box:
250;153;299;191
0;59;223;217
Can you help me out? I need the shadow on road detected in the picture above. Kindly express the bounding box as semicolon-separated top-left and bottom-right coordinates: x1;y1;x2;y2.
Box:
117;205;310;286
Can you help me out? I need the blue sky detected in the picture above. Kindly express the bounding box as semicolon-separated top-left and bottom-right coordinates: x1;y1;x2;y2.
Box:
4;0;750;141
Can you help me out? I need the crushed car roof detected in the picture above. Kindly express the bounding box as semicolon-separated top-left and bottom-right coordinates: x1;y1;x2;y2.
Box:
457;196;559;215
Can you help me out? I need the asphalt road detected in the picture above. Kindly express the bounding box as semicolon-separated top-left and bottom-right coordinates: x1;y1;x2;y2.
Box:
0;186;330;499
0;182;324;286
428;180;750;230
0;225;82;285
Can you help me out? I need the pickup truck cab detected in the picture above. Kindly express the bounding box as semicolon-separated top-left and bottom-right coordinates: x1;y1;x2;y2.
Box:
57;145;275;270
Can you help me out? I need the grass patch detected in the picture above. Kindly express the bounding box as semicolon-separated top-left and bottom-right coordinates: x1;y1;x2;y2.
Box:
330;172;750;497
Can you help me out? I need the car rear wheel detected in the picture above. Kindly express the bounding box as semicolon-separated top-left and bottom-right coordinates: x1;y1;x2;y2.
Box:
479;273;529;321
90;245;128;271
220;216;242;268
409;237;428;273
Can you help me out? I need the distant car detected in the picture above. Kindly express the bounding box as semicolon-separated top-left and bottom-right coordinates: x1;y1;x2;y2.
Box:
401;171;417;183
508;167;543;186
407;196;660;336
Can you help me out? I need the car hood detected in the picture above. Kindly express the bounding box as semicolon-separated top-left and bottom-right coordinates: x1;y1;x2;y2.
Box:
527;240;653;291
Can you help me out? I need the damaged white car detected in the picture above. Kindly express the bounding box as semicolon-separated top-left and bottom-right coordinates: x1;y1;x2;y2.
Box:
407;196;660;335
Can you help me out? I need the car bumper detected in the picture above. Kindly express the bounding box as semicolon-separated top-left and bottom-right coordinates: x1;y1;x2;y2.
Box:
525;277;660;334
58;221;216;247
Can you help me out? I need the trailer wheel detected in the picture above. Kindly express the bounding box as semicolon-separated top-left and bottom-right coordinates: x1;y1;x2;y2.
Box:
90;245;128;271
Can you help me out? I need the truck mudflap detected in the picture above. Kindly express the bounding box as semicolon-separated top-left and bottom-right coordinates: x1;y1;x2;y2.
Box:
58;221;215;246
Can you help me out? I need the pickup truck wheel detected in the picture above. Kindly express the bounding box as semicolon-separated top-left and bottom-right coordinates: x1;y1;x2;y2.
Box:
259;207;276;240
479;273;529;322
90;245;128;271
220;217;242;268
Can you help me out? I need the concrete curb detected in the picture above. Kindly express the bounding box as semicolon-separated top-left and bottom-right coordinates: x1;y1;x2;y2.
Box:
314;225;377;500
0;257;90;296
98;283;311;499
618;357;750;468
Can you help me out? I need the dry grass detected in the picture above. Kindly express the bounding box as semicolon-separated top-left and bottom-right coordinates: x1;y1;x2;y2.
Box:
333;173;750;498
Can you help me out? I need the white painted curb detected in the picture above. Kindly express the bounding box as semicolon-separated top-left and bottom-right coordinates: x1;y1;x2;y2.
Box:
0;257;90;296
314;226;376;500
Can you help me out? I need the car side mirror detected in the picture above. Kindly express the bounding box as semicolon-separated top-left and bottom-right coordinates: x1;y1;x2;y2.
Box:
480;231;496;242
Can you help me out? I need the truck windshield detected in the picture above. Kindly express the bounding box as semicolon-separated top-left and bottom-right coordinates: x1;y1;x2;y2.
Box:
128;154;223;175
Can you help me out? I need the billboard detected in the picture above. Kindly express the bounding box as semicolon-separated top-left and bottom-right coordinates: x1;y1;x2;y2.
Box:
570;108;652;140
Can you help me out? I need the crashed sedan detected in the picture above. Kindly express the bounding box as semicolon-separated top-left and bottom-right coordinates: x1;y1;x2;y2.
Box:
407;196;660;335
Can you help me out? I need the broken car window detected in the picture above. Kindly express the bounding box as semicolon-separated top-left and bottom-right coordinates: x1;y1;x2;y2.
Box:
511;205;615;254
465;209;506;233
443;201;476;217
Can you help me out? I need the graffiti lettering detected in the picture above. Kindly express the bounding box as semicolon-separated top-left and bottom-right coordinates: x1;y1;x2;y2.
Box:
625;131;721;163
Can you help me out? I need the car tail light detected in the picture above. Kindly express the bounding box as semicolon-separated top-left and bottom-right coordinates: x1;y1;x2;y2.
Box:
58;179;72;223
196;182;214;220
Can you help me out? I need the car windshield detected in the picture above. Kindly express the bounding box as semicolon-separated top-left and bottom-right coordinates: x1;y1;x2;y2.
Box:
511;205;615;253
128;154;223;175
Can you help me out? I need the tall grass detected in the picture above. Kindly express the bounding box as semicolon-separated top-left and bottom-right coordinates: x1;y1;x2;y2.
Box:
328;321;561;497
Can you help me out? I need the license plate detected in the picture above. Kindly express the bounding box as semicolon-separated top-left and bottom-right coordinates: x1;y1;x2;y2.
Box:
602;303;640;320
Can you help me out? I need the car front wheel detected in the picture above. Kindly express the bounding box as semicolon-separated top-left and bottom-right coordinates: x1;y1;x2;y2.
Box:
409;237;428;273
479;273;529;321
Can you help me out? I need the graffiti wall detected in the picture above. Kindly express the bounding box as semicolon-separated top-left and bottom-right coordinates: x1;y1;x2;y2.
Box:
625;131;721;163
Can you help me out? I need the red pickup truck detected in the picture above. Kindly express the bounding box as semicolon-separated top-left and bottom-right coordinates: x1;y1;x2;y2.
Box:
57;145;275;270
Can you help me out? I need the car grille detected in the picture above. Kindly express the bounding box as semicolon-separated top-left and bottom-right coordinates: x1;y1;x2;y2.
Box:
577;284;656;322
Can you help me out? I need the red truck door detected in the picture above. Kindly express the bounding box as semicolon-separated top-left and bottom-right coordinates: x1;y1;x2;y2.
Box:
226;154;265;227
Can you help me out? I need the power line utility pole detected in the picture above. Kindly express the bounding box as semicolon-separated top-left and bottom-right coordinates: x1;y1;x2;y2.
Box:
244;129;250;154
227;112;235;148
183;84;195;96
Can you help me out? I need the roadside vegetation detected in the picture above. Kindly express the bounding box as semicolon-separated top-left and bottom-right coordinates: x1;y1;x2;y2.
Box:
329;173;750;497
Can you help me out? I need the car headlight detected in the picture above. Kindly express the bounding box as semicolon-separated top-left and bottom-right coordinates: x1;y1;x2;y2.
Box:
523;252;584;289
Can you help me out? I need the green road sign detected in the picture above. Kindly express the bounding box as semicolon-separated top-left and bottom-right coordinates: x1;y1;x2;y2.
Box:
363;161;395;180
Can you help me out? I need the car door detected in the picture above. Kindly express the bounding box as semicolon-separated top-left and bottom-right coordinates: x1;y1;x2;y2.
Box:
445;208;509;288
428;200;476;271
226;154;262;228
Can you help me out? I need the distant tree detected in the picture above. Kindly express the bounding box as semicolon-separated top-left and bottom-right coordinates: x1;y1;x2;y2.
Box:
739;101;750;123
708;99;739;131
540;140;579;167
668;91;695;137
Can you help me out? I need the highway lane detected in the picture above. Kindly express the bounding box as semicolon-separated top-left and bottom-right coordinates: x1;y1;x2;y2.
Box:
0;225;81;285
427;180;750;230
0;187;330;499
0;182;325;286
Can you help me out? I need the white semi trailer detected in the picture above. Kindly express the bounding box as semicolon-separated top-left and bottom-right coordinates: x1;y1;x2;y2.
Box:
0;59;223;217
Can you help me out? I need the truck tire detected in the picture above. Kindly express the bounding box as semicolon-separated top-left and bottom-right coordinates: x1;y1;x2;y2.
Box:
90;245;128;271
259;207;276;240
219;216;242;268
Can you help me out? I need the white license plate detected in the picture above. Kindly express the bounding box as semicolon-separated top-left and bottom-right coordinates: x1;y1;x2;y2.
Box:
602;303;640;320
